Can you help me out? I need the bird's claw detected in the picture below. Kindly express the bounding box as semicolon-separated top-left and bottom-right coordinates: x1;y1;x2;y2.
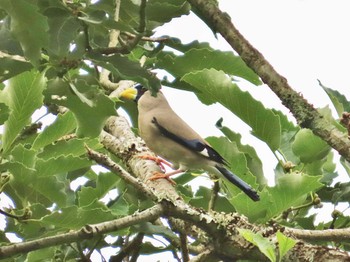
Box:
138;155;172;172
149;172;176;185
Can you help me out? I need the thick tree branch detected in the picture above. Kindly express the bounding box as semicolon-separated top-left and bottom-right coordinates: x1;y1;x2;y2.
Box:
187;0;350;162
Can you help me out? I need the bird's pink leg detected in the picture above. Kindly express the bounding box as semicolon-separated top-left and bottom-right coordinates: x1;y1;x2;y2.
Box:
138;155;173;172
138;155;183;184
149;169;183;185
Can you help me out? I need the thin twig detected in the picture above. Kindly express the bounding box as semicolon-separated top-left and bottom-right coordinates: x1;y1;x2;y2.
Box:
99;0;122;91
85;146;158;202
138;0;147;33
109;233;144;262
0;208;30;221
180;233;190;262
208;181;220;211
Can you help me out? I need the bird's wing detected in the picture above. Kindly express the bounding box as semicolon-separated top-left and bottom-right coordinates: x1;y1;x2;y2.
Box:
151;116;227;166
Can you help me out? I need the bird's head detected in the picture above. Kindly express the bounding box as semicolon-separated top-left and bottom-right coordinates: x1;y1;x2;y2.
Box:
119;84;147;102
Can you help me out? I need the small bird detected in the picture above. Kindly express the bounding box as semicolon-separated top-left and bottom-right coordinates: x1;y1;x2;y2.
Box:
120;85;260;201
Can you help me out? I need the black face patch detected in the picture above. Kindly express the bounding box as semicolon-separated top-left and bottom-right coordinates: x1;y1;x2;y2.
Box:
134;84;147;102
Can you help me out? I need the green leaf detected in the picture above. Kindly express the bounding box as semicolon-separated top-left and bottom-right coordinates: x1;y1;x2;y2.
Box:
44;78;115;137
132;222;177;239
157;48;261;85
146;0;190;25
206;136;259;188
117;0;189;32
37;138;101;159
216;118;266;186
0;0;48;65
231;173;323;223
32;111;76;150
189;185;234;212
88;52;161;93
109;192;130;216
2;145;68;208
26;247;57;262
182;69;281;150
35;155;92;178
340;157;350;178
276;231;296;260
1;70;46;154
78;172;120;207
43;6;82;57
319;80;350;118
292;129;331;163
0;103;9;125
0;58;33;82
41;203;115;229
238;228;276;262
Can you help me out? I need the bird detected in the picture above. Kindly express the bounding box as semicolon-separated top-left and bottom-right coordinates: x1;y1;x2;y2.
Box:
120;85;260;201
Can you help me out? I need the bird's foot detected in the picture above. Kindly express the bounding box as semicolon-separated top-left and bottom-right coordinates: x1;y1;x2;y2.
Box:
139;155;173;172
149;172;176;185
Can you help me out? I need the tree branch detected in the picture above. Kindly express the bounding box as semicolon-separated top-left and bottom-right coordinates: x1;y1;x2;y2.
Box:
109;233;144;262
0;205;164;259
187;0;350;162
286;227;350;242
99;0;122;91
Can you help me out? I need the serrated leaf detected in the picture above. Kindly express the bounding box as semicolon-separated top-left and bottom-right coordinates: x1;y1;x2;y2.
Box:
43;7;82;57
44;78;115;137
2;145;68;207
10;144;36;169
340;157;350;178
207;136;249;176
132;222;177;239
109;194;130;217
26;247;57;262
0;0;48;65
231;173;323;223
88;52;161;93
146;0;190;25
0;17;23;55
182;69;280;150
117;0;189;32
0;58;33;82
41;203;115;229
206;136;260;200
157;48;261;85
78;172;120;207
2;70;46;154
189;185;234;212
238;228;276;262
35;155;92;178
292;129;331;163
216;119;266;186
0;103;10;125
32;111;76;150
37;138;101;159
276;231;296;260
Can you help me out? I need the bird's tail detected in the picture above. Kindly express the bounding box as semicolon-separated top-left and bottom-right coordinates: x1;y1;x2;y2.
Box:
215;165;260;201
